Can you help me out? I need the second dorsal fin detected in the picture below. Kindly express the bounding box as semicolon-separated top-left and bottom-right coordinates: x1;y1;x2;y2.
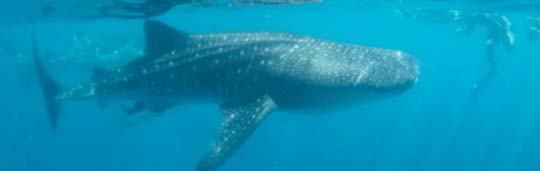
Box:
144;20;190;57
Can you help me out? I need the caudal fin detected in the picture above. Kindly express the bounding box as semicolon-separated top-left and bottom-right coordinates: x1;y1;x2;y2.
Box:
32;25;62;130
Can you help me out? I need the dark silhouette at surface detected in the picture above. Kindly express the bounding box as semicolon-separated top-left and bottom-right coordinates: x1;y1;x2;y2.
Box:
38;0;323;20
99;0;192;19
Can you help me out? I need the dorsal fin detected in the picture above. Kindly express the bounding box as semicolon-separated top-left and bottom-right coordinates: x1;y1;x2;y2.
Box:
144;20;190;57
91;66;109;81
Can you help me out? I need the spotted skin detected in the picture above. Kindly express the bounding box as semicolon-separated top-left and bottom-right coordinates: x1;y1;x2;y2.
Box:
46;20;419;170
198;94;277;171
60;31;419;106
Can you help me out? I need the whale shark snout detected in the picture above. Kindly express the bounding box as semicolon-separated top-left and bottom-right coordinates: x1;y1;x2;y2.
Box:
361;50;420;92
391;50;420;87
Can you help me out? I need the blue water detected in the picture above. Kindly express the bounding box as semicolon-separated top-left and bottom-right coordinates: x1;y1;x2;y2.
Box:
1;0;540;171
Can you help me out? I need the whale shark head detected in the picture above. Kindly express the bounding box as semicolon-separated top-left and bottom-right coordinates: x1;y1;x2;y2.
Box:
330;46;420;104
359;50;420;93
277;38;420;95
261;38;420;109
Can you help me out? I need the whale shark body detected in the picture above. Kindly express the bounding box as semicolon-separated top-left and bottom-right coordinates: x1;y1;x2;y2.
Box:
33;20;420;171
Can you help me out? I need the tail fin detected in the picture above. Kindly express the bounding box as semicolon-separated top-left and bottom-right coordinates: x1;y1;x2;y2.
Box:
32;25;62;130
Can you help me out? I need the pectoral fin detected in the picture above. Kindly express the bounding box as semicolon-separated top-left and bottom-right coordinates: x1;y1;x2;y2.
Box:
197;94;278;171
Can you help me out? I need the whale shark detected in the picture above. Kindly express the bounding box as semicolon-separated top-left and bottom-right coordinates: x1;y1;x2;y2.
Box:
33;20;420;171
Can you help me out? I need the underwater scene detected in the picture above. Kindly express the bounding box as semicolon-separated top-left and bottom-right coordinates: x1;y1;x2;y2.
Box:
1;0;540;171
